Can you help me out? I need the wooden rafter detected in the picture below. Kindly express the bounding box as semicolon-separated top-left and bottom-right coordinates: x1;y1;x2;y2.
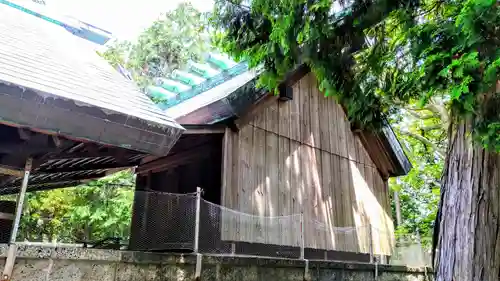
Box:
0;165;23;177
137;144;213;174
36;163;135;173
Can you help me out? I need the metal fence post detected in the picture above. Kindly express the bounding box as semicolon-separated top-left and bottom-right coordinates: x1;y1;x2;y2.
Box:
300;212;305;260
416;229;429;278
193;187;202;253
369;224;374;264
415;228;427;268
3;157;32;280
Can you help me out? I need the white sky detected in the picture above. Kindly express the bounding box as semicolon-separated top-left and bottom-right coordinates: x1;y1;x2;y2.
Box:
20;0;214;41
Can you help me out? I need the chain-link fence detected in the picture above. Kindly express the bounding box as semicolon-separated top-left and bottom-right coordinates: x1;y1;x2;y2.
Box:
199;199;303;258
386;232;432;267
129;191;197;251
11;188;432;267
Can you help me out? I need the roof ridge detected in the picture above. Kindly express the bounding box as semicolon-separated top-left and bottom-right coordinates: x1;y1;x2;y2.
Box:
145;52;251;110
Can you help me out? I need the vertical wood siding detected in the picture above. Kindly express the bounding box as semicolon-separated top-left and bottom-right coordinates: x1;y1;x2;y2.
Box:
222;73;394;255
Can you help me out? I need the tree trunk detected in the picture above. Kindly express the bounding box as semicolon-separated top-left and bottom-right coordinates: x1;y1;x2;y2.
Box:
435;118;500;281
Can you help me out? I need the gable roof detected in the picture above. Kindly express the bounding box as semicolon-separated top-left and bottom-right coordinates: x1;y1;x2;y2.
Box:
144;54;260;122
1;0;112;45
0;3;184;156
164;63;411;177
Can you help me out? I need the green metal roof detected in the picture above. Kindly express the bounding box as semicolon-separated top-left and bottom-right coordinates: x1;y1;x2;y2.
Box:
145;53;251;110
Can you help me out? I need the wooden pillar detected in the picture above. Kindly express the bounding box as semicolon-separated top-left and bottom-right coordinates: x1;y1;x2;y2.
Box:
3;158;32;281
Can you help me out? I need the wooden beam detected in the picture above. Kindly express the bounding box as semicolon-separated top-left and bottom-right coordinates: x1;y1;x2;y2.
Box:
0;180;85;195
17;128;31;141
52;136;62;147
234;94;279;130
184;127;225;135
42;150;140;161
0;165;23;177
281;64;311;87
0;144;55;155
3;172;107;189
137;145;213;174
36;163;135;173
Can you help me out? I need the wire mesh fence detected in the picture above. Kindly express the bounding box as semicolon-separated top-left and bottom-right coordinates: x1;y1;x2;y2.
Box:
129;191;197;252
387;232;433;267
199;199;303;258
12;188;432;267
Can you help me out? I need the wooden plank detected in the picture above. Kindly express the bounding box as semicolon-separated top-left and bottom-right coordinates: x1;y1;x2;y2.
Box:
355;137;364;165
265;103;279;244
373;166;388;255
359;162;370;253
221;128;232;241
238;125;254;242
289;139;301;247
278;101;292;245
319;95;331;154
278;136;291;245
222;128;232;208
321;150;333;250
359;137;373;167
340;158;352;227
339;157;351;252
136;146;211;174
330;154;340;250
0;166;24;177
278;95;292;139
336;104;349;158
245;126;257;244
354;135;361;164
229;131;240;242
234;94;279;130
372;168;385;255
251;96;268;129
254;124;267;244
183;127;225;134
300;75;312;145
311;147;322;249
231;132;240;214
345;119;357;162
289;81;301;142
298;144;311;248
327;98;339;156
309;75;321;149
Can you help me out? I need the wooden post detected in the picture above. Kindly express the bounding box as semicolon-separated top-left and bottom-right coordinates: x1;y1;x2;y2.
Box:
369;224;374;264
394;178;403;227
231;242;236;256
300;212;305;259
193;187;202;253
3;158;32;281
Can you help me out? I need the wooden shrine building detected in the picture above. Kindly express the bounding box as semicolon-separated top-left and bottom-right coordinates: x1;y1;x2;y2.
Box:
130;63;411;260
0;0;183;242
0;4;185;278
0;4;184;195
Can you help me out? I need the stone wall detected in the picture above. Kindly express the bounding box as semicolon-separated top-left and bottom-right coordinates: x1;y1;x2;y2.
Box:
0;245;433;281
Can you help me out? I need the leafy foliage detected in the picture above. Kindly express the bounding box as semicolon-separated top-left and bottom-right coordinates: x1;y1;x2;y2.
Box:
390;105;445;238
15;171;135;243
100;2;213;88
212;0;500;149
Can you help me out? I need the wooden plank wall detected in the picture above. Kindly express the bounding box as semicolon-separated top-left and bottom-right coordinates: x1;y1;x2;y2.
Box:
221;73;395;255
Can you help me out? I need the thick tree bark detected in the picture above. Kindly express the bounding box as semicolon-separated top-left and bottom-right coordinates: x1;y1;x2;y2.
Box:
435;118;500;281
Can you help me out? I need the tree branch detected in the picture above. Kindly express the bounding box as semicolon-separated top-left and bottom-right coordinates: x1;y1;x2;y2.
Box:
422;124;442;132
400;130;445;159
407;109;439;120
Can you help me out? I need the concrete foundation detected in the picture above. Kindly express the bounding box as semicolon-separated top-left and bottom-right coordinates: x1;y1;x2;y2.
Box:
0;244;432;281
